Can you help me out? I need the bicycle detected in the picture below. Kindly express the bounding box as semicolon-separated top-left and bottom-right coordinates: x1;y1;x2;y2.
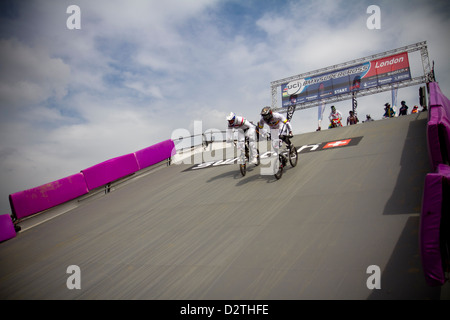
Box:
237;136;260;176
273;134;298;180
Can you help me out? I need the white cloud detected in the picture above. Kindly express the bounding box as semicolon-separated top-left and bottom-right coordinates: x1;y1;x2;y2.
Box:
0;38;71;108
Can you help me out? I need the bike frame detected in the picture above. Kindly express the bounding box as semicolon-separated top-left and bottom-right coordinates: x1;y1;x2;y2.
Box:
238;135;260;176
273;134;298;179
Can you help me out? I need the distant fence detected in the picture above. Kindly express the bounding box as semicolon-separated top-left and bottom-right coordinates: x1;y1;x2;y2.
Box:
172;130;229;153
172;128;266;154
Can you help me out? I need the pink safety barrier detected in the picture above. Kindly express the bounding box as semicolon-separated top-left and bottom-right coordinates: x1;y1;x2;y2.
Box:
427;106;446;170
0;214;16;242
429;82;450;113
427;82;450;171
421;82;450;286
9;173;89;220
420;163;450;286
81;153;140;191
7;140;176;222
134;139;176;170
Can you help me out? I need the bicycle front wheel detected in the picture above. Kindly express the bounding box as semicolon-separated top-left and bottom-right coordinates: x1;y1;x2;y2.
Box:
255;148;260;166
289;146;298;167
274;155;283;180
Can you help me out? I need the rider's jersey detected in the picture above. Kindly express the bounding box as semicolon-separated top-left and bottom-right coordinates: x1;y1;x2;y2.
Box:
258;112;292;132
227;116;256;143
228;116;254;130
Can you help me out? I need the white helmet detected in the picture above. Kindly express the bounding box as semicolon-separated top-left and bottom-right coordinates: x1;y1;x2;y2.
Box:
226;112;236;124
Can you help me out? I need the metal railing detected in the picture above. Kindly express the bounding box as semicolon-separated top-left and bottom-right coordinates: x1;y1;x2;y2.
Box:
172;130;229;154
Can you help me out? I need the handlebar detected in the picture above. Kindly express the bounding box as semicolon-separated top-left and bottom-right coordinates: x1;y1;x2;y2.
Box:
279;134;293;139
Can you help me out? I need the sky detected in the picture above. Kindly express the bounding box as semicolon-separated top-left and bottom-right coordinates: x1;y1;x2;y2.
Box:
1;0;450;215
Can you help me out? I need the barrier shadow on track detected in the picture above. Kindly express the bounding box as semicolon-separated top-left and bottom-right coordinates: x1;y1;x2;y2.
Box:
367;216;441;299
383;115;430;215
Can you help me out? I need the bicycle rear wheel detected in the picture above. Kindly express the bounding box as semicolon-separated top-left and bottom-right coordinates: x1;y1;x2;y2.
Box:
289;146;298;167
240;163;246;176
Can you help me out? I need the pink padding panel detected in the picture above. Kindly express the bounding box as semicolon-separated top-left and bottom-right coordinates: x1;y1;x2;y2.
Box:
9;173;89;220
0;214;16;242
429;82;450;114
81;153;139;191
420;172;445;286
439;114;450;163
134;139;176;170
437;163;450;176
427;106;445;171
427;82;450;170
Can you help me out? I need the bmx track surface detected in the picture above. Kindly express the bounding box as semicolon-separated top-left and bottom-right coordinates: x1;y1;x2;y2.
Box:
0;111;445;300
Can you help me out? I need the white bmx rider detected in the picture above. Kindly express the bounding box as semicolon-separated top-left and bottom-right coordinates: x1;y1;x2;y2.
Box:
226;112;258;165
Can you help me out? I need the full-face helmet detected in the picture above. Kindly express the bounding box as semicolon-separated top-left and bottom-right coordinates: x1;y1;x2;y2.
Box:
261;106;273;121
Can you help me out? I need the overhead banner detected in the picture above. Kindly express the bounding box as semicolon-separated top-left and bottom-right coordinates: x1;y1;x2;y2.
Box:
281;52;411;107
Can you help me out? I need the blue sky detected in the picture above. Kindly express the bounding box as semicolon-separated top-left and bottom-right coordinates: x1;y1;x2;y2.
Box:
1;0;450;215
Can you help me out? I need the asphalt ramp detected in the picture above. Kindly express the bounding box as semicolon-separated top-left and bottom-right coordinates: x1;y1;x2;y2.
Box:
0;111;443;299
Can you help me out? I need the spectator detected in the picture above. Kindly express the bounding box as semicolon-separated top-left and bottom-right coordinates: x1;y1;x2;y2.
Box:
412;105;419;113
399;101;408;116
383;103;395;118
347;110;359;125
363;114;374;123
